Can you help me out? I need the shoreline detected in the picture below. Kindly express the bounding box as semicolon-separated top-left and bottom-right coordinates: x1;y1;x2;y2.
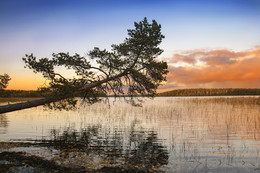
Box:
0;97;44;102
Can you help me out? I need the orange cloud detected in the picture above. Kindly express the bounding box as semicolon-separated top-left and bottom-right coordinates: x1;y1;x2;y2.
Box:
166;49;245;66
165;47;260;88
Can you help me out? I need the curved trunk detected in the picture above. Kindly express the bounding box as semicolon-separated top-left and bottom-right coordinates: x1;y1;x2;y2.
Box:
0;70;128;114
0;98;60;114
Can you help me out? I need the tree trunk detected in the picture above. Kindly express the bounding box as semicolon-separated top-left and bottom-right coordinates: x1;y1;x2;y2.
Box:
0;98;60;114
0;70;129;114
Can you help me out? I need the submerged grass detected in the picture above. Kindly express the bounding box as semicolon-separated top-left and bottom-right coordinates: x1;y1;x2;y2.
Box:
186;96;260;105
0;96;260;172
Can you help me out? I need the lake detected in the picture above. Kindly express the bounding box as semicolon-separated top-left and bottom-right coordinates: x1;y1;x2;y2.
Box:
0;96;260;172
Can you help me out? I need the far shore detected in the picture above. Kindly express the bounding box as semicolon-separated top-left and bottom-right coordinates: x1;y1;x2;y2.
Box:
0;97;44;102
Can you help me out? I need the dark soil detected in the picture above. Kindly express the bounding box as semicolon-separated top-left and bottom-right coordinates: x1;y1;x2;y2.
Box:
0;151;85;172
0;151;151;173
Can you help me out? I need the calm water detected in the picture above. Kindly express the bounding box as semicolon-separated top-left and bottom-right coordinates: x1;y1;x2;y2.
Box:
0;97;260;172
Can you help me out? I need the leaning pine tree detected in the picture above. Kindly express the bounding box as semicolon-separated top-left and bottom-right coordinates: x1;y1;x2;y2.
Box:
0;18;168;113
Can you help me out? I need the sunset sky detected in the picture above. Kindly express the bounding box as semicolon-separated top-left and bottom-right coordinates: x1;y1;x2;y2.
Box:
0;0;260;91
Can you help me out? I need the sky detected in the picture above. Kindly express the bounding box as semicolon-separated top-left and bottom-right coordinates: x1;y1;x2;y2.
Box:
0;0;260;91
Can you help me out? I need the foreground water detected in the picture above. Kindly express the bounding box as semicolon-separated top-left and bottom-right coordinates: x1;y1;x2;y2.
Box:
0;97;260;172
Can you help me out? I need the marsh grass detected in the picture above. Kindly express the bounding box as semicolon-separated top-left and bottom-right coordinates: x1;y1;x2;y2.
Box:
0;96;260;172
187;96;260;105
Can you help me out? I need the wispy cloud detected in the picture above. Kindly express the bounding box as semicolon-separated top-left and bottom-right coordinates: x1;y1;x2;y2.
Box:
165;47;260;89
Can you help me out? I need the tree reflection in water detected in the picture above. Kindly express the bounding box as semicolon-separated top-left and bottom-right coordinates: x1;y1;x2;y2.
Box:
39;124;169;171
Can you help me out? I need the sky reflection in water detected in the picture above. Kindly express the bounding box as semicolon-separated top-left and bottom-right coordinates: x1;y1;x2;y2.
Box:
0;97;260;172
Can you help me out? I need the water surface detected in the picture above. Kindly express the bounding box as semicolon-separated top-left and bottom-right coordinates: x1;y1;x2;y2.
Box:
0;97;260;172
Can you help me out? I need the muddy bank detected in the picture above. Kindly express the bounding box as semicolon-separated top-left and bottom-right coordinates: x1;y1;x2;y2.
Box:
0;151;85;172
0;151;154;173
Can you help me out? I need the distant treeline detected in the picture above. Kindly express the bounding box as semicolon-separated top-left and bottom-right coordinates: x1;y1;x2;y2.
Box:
0;89;105;98
1;88;260;98
0;90;44;98
157;88;260;97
